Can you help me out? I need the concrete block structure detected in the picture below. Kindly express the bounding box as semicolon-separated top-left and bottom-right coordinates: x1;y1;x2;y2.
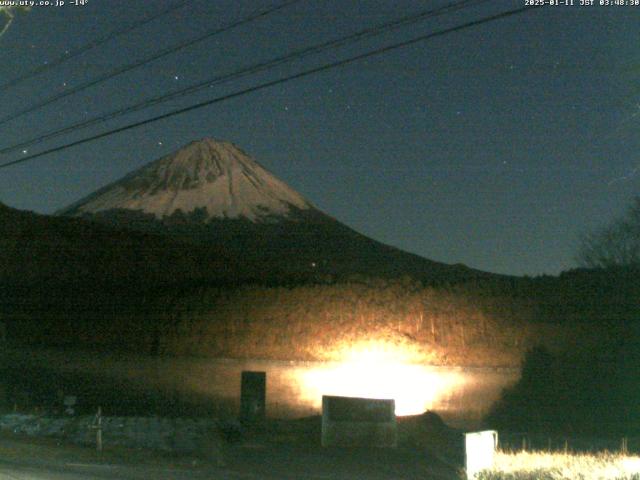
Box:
321;395;397;447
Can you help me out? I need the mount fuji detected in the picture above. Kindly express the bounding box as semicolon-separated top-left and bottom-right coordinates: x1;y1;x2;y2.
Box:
60;139;312;222
59;138;485;283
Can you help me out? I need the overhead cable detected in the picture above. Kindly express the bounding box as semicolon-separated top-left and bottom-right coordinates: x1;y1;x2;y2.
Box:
0;0;191;92
0;4;541;171
0;0;303;126
0;0;491;155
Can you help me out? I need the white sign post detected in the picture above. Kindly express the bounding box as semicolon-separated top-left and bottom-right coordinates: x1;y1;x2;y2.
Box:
465;430;498;479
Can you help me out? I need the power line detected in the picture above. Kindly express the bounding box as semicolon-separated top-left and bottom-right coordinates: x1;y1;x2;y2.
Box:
0;4;540;171
0;0;491;156
0;0;190;93
0;0;303;127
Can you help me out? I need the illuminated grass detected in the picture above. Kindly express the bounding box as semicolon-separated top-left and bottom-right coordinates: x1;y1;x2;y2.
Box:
477;451;640;480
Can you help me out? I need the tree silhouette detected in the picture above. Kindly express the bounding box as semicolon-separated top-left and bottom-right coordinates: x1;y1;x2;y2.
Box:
577;196;640;269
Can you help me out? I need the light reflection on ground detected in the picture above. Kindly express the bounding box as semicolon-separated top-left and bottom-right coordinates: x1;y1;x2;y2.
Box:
4;347;520;427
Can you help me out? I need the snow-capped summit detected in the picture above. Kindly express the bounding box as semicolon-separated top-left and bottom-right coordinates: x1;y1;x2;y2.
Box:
60;138;312;222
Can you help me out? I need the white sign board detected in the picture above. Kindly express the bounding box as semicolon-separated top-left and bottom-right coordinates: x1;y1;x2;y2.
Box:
465;430;498;479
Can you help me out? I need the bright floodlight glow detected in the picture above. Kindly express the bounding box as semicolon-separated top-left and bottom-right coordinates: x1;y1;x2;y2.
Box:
295;340;462;416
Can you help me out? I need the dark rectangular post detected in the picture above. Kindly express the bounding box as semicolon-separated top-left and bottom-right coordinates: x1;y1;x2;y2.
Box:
240;371;266;425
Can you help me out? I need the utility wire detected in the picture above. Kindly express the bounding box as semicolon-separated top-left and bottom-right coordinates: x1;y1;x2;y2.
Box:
0;0;303;127
0;4;541;171
0;0;190;93
0;0;491;156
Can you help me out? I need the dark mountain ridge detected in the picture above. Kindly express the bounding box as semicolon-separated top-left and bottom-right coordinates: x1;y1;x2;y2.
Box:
57;138;495;285
0;201;234;289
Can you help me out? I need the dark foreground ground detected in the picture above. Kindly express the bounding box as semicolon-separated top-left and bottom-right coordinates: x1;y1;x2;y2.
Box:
0;415;462;479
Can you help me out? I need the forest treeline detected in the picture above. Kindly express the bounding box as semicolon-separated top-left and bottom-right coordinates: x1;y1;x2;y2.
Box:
487;337;640;435
1;202;639;368
5;269;638;367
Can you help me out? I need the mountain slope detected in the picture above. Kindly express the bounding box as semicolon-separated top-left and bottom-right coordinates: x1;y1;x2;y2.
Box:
59;138;492;284
0;202;234;288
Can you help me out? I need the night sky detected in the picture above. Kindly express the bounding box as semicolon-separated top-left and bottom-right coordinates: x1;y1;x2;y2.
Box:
0;0;638;276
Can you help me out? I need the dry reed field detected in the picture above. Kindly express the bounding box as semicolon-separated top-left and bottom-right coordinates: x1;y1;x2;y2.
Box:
476;451;640;480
